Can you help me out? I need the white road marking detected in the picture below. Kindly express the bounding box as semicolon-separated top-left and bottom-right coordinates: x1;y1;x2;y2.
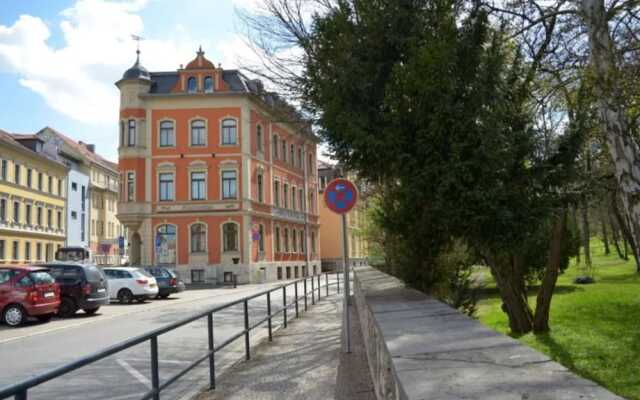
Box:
117;359;151;389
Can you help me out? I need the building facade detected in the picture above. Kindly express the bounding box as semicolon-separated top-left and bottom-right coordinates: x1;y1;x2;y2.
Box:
318;161;369;270
15;127;124;265
116;49;321;284
0;130;67;264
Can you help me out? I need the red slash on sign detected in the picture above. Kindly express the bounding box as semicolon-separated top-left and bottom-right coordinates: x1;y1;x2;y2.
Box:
323;178;358;214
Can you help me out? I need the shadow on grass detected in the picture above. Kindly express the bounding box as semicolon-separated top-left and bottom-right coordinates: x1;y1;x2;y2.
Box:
476;284;584;301
597;272;640;284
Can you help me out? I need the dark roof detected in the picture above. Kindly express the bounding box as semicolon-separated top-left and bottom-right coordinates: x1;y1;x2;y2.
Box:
0;129;66;168
122;53;151;81
149;72;178;94
36;127;118;172
147;69;251;94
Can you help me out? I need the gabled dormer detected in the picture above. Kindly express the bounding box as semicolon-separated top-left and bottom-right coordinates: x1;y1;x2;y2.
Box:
172;47;229;94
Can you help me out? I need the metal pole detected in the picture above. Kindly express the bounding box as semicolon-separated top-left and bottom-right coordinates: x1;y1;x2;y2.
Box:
342;213;351;353
337;269;340;293
303;278;308;311
326;273;329;296
150;337;160;400
317;274;321;299
311;275;315;305
207;314;215;389
267;291;273;341
243;300;250;360
283;286;287;328
294;281;299;318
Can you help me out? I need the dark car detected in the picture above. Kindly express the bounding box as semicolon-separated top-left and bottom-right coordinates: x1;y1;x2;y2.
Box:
0;266;60;327
41;262;109;317
143;267;184;299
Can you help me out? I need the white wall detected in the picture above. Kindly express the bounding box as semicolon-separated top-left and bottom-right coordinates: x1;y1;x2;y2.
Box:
66;168;90;247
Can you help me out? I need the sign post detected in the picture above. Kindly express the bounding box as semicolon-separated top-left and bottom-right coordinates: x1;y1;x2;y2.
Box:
323;178;358;353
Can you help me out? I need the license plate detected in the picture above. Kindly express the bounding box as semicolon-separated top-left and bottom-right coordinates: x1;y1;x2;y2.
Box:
97;288;106;293
44;292;55;298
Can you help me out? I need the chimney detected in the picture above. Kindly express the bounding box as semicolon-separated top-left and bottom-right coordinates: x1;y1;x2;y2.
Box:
87;144;95;153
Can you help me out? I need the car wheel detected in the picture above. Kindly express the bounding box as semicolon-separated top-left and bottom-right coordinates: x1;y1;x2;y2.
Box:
37;314;54;323
118;289;134;304
160;294;170;299
84;307;100;315
3;305;26;327
58;297;78;318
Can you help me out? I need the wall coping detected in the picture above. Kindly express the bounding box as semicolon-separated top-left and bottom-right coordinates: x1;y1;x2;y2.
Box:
353;265;624;400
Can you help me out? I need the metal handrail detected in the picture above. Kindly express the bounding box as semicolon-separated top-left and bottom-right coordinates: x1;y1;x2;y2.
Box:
0;271;341;400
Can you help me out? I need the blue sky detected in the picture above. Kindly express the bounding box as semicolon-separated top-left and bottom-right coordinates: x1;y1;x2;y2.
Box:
0;0;259;161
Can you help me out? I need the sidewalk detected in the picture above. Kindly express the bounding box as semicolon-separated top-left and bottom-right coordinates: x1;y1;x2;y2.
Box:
197;293;375;400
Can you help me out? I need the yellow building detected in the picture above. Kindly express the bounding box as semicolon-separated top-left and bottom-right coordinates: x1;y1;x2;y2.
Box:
318;161;369;270
0;130;67;264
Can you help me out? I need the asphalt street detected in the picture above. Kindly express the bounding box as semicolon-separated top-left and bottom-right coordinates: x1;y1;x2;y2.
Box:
0;274;340;400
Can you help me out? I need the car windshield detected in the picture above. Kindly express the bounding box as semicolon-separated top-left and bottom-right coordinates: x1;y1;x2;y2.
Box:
47;266;83;281
29;271;55;284
134;269;153;278
84;266;105;283
149;269;171;278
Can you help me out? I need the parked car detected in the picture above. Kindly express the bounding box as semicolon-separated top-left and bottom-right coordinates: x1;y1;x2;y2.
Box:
102;267;159;304
0;266;60;327
41;262;109;317
143;267;185;299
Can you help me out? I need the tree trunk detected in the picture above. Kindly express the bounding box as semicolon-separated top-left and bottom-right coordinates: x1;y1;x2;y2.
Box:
488;254;533;334
534;210;567;333
609;210;625;259
580;195;592;276
573;206;581;266
611;190;640;270
601;210;610;255
580;0;640;263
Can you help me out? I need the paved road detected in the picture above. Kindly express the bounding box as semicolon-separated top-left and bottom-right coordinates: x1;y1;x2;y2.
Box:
0;274;340;400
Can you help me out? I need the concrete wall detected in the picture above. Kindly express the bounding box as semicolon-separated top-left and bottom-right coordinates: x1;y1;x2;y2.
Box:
66;168;89;247
352;265;624;400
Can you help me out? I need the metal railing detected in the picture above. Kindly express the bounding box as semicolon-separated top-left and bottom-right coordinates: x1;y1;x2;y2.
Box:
0;272;341;400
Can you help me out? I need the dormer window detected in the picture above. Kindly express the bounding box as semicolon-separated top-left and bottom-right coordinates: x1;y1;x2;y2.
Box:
187;77;197;93
204;76;214;93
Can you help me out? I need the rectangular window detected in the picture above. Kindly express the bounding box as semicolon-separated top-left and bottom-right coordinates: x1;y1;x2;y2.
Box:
159;121;174;147
221;171;237;199
37;207;42;226
159;173;174;201
221;120;237;145
71;211;77;219
25;204;32;225
272;136;278;159
24;242;31;261
81;214;85;241
0;199;5;221
259;225;265;252
274;180;280;207
300;229;305;253
284;228;289;252
299;190;304;211
48;176;53;193
293;229;297;252
0;160;6;180
277;267;282;280
284;184;289;208
291;187;296;210
191;269;205;283
27;169;32;188
311;232;316;253
36;243;41;261
0;240;4;260
286;266;291;279
14;165;20;185
58;179;62;196
47;209;52;228
81;185;86;210
191;172;206;200
128;120;136;146
127;173;135;202
257;174;263;203
72;182;77;191
57;211;62;229
12;241;18;261
13;201;19;223
275;227;281;252
191;121;206;146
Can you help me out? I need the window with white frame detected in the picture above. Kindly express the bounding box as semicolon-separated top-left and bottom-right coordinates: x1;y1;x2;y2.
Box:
221;119;237;145
191;119;206;146
191;171;206;200
204;76;214;93
159;173;174;201
187;77;197;93
257;173;264;203
128;120;136;147
256;125;263;152
127;172;135;201
223;223;238;251
191;223;207;253
159;121;175;147
221;170;237;199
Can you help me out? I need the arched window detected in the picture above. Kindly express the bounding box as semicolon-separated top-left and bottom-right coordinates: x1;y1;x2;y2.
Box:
159;121;175;147
191;119;206;146
223;222;238;252
127;119;136;147
187;77;197;93
256;125;263;152
257;173;264;203
204;76;213;93
156;224;177;264
272;135;278;159
190;223;207;253
221;119;237;145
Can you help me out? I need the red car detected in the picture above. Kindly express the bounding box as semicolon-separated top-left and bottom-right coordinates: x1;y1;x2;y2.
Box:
0;266;60;327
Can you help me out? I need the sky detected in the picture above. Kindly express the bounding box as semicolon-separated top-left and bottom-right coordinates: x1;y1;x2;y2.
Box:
0;0;276;162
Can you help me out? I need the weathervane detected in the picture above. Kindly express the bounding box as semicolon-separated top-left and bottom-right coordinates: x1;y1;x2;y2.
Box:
131;34;144;61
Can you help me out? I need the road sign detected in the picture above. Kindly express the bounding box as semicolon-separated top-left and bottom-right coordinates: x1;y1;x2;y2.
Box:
323;178;358;214
118;236;125;249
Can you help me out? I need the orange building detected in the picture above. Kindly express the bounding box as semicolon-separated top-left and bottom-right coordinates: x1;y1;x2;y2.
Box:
116;48;320;284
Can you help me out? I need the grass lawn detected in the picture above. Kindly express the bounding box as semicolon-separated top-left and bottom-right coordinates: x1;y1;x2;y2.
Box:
477;241;640;400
